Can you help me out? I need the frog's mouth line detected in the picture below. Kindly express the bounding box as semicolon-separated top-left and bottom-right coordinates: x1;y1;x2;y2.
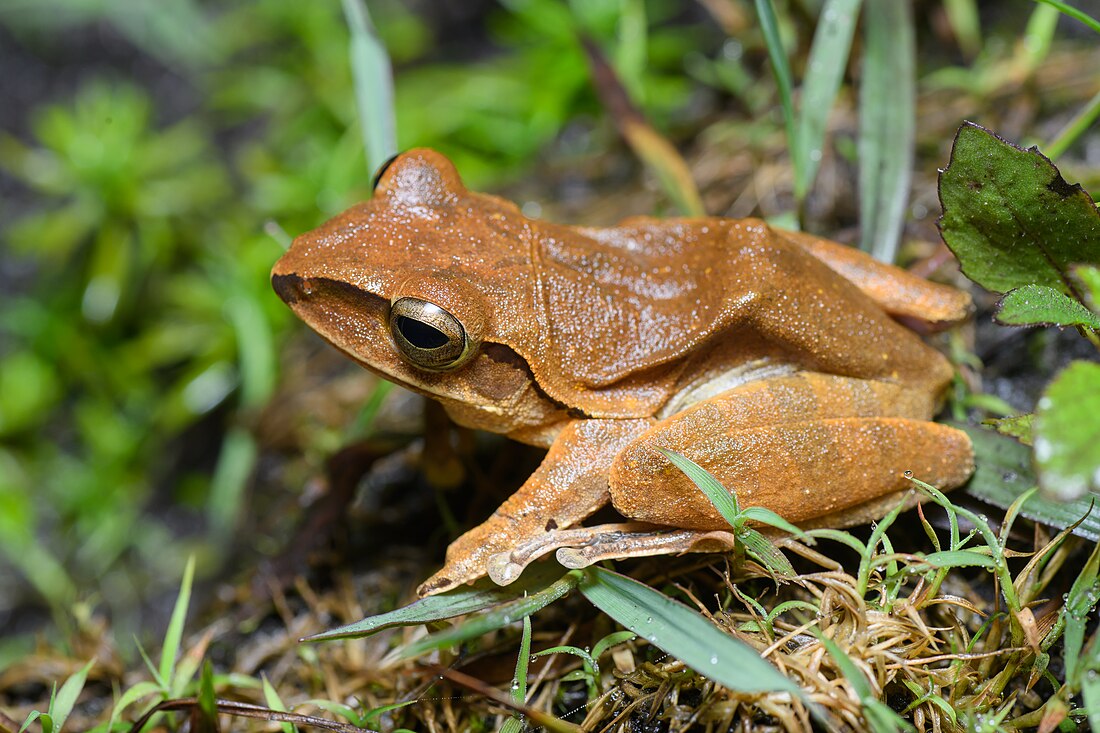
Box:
272;273;548;414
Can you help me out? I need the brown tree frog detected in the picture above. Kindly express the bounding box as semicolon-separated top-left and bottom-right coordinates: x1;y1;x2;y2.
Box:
272;149;974;596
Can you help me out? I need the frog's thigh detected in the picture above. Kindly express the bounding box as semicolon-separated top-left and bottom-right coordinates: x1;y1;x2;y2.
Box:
608;373;973;530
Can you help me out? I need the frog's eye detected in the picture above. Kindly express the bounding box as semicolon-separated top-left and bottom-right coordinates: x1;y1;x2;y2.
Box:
371;152;401;191
389;297;471;370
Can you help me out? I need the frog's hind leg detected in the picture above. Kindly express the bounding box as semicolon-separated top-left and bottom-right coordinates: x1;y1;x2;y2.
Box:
607;372;974;531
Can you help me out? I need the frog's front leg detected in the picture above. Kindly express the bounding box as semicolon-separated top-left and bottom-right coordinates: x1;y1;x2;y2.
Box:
417;418;653;596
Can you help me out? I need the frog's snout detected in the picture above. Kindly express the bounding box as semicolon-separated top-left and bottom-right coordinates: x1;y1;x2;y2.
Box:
271;272;308;305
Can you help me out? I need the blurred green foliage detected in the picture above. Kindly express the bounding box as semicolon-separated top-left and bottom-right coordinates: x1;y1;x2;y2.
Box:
0;0;710;644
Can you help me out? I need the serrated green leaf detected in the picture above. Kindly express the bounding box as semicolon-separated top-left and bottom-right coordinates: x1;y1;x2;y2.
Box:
396;570;581;659
957;424;1100;539
939;122;1100;296
994;284;1100;329
304;561;566;641
1035;361;1100;500
578;566;798;694
984;414;1034;446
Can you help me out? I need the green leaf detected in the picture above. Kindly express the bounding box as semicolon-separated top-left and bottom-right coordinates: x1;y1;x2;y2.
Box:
858;0;915;263
754;0;804;194
921;550;996;569
396;571;581;659
304;561;567;641
957;424;1100;539
1035;361;1100;500
160;555;195;688
738;506;810;540
984;414;1034;446
739;527;795;577
1063;541;1100;682
342;0;397;175
46;659;95;733
578;566;798;694
1036;0;1100;35
795;0;861;200
994;285;1100;329
939;122;1100;297
1076;264;1100;311
815;632;916;733
657;449;740;526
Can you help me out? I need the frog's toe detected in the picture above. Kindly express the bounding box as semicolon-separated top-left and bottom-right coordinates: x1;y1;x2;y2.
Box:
417;571;460;597
487;553;525;585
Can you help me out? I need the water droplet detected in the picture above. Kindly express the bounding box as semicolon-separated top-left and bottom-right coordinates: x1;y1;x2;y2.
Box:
645;616;653;623
710;654;719;665
903;470;914;478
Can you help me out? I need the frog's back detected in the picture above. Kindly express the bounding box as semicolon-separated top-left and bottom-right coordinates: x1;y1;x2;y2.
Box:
531;216;958;418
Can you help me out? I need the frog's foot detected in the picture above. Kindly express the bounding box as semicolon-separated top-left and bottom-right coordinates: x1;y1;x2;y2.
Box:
484;522;741;578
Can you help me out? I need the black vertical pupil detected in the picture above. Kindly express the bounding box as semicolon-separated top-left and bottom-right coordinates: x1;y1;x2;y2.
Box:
396;316;449;349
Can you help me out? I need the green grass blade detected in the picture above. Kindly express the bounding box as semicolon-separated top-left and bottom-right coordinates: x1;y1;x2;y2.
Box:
207;426;257;542
943;0;982;56
816;631;916;733
159;555;195;688
1063;541;1100;681
342;0;397;177
579;566;798;694
304;562;567;641
1036;0;1100;35
1046;89;1100;159
396;571;581;659
591;630;637;661
738;506;810;540
658;449;740;524
513;615;532;706
921;550;996;569
754;0;805;193
858;0;915;262
796;0;861;200
739;527;795;577
45;658;94;733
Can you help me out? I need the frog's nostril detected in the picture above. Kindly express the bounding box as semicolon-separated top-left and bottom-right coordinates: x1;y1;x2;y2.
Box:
271;273;307;304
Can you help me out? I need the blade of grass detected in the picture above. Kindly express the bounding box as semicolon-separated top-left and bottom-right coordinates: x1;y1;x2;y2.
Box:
579;566;798;694
1046;89;1100;160
396;571;581;659
816;631;917;733
657;449;740;524
943;0;982;57
795;0;861;200
159;555;195;689
755;0;805;193
304;562;567;641
1036;0;1100;35
858;0;915;262
500;614;533;733
342;0;397;177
